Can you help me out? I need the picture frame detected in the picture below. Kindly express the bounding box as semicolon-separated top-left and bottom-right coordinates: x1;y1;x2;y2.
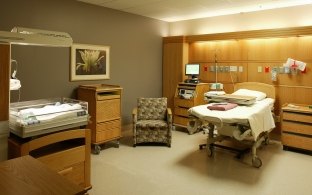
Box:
70;43;110;81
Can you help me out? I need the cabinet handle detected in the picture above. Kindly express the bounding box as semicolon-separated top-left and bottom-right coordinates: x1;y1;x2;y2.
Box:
58;167;73;175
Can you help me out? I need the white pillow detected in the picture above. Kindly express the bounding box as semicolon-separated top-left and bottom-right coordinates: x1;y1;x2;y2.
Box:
232;89;266;101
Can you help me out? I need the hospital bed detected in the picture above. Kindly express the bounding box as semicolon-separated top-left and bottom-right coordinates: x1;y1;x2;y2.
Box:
187;82;276;168
9;98;89;138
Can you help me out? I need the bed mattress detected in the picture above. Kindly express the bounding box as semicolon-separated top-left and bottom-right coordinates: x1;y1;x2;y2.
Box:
188;98;275;140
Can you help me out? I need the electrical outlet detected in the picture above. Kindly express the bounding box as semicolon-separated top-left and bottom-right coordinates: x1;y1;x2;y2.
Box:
210;66;215;72
219;66;224;72
239;66;243;72
257;66;262;73
230;66;237;72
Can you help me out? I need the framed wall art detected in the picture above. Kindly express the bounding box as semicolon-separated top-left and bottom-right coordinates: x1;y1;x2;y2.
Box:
71;43;110;81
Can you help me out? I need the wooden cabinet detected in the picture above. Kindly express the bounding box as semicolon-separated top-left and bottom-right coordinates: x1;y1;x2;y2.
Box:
0;44;10;161
174;82;209;134
162;37;189;110
281;103;312;152
78;84;122;154
7;129;91;190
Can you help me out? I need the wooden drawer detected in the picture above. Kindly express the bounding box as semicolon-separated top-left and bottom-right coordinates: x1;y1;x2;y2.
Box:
97;94;120;101
282;121;312;136
282;133;312;151
97;119;121;132
95;128;121;143
174;98;194;108
95;119;121;143
174;107;189;117
96;99;120;122
58;162;85;188
37;146;85;172
174;115;189;127
283;112;312;124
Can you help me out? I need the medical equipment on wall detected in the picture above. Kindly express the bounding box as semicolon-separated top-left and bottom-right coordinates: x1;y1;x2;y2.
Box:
10;79;21;90
283;58;307;75
209;50;225;91
271;68;277;81
10;59;21;90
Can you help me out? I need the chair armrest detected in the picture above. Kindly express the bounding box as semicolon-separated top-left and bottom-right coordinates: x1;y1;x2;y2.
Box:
167;108;172;115
132;107;138;123
167;108;172;124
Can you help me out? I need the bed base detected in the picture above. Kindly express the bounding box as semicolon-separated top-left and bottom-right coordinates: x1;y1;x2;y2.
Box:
199;141;250;159
197;121;269;168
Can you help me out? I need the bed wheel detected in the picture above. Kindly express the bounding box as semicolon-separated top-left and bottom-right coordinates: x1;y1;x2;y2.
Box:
207;146;214;157
264;137;270;145
93;145;101;155
115;139;120;148
252;157;262;168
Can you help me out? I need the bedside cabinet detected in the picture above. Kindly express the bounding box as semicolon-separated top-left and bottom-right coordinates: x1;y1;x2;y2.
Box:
78;84;122;154
173;82;209;134
281;103;312;152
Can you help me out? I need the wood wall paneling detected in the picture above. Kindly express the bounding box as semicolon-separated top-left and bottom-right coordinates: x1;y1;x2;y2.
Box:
162;37;188;109
163;26;312;135
0;44;10;121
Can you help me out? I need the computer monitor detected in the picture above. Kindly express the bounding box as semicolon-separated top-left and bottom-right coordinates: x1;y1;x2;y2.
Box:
185;64;200;79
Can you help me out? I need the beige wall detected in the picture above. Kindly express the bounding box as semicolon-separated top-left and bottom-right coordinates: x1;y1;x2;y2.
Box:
169;4;312;36
0;0;169;124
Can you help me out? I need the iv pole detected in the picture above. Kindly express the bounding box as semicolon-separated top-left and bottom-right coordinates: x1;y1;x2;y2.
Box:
215;51;218;84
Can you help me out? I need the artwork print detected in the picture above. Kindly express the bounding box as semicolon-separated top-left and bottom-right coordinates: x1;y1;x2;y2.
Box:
71;44;110;81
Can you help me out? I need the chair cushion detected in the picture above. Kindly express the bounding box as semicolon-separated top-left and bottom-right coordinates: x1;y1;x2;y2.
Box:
136;120;168;131
137;97;167;120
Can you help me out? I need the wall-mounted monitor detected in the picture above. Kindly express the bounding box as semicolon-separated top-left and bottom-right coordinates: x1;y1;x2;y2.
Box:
185;64;200;78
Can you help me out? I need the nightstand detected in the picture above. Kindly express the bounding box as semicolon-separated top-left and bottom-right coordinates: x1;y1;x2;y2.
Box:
281;103;312;152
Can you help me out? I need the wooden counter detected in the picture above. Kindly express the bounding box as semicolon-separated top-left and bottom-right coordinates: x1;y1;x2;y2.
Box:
0;155;86;195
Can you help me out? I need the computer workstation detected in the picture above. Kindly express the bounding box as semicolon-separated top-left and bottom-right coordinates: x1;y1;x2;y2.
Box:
184;63;200;84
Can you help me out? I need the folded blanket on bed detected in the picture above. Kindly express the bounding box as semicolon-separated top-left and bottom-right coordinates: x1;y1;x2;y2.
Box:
207;103;238;111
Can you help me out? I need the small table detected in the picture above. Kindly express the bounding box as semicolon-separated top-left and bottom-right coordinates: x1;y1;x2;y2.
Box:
0;155;87;195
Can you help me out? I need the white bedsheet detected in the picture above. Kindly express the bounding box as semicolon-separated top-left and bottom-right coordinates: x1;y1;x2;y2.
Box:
188;98;275;140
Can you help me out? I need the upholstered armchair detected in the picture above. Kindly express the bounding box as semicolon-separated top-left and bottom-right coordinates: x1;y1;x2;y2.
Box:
132;97;172;147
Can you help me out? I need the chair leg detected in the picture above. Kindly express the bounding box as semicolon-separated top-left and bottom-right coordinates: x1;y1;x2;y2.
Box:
133;144;136;147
